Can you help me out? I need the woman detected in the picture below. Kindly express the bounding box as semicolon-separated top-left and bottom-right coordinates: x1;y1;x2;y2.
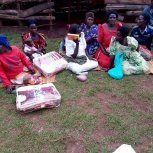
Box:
109;26;149;75
80;12;99;57
95;10;122;69
22;23;47;57
65;24;98;79
131;13;153;60
0;35;36;94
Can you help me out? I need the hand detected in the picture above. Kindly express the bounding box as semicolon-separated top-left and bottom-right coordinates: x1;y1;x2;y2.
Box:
37;48;46;54
73;38;79;44
104;51;110;55
92;36;97;40
86;37;96;43
87;55;96;60
41;48;46;54
71;54;76;58
102;68;110;72
6;86;15;94
28;66;35;74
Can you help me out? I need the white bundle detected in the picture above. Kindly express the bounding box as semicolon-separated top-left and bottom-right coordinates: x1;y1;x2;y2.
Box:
113;144;136;153
33;51;68;77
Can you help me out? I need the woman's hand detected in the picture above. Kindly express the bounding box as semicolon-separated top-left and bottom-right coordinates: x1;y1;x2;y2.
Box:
6;85;15;94
86;36;97;43
28;66;35;74
104;50;110;55
73;38;79;44
37;48;46;54
71;39;79;58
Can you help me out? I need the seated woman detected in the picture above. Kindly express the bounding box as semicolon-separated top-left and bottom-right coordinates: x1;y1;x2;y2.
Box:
64;24;98;79
109;26;149;75
80;12;99;58
95;10;122;69
0;35;36;94
22;23;47;58
131;13;153;60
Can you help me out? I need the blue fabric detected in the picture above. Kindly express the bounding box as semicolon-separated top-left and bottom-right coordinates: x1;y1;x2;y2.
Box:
108;52;124;80
144;6;153;25
0;35;11;48
80;23;99;55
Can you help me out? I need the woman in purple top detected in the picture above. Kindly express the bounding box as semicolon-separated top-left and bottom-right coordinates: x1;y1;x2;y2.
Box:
80;12;99;58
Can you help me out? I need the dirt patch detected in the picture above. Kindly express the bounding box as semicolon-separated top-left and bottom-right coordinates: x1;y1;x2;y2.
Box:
65;98;89;107
132;75;153;91
31;115;46;132
92;127;114;141
64;135;85;153
84;107;97;115
135;138;151;153
23;112;47;132
96;88;153;113
96;91;115;113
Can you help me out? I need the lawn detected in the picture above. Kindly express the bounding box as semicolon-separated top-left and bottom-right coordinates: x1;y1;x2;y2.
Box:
0;32;153;153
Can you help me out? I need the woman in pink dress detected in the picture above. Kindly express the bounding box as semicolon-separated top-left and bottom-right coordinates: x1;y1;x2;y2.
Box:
95;10;122;70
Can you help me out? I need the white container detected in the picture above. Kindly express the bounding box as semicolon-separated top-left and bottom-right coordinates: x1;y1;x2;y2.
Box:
33;51;68;77
16;83;61;113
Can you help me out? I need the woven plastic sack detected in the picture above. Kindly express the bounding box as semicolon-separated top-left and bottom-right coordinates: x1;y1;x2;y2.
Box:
33;51;68;77
16;83;61;113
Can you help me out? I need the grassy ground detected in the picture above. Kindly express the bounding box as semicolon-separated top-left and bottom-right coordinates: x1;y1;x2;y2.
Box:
0;32;153;153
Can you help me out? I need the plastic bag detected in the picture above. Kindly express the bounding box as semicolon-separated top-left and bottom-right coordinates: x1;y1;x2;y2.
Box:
113;144;136;153
108;52;124;80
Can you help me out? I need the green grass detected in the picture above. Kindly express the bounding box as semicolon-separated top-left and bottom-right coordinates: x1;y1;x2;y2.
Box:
0;32;153;153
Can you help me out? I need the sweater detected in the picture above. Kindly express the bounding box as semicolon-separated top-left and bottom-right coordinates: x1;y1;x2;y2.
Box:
0;45;32;87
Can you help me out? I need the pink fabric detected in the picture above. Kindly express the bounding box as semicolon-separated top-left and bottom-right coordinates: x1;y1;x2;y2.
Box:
139;45;153;59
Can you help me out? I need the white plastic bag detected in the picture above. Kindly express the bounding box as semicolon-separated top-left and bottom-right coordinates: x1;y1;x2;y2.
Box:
113;144;136;153
67;58;98;74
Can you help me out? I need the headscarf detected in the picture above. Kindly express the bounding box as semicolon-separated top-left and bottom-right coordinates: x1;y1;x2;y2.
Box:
0;35;11;48
86;12;94;19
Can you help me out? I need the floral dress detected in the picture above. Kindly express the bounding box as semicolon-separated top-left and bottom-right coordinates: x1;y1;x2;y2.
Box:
109;36;149;75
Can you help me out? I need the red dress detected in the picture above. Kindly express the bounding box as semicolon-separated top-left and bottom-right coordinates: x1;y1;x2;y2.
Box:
22;32;47;49
95;22;122;69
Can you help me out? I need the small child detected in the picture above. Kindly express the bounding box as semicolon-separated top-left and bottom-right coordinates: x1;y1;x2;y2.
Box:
24;38;43;61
